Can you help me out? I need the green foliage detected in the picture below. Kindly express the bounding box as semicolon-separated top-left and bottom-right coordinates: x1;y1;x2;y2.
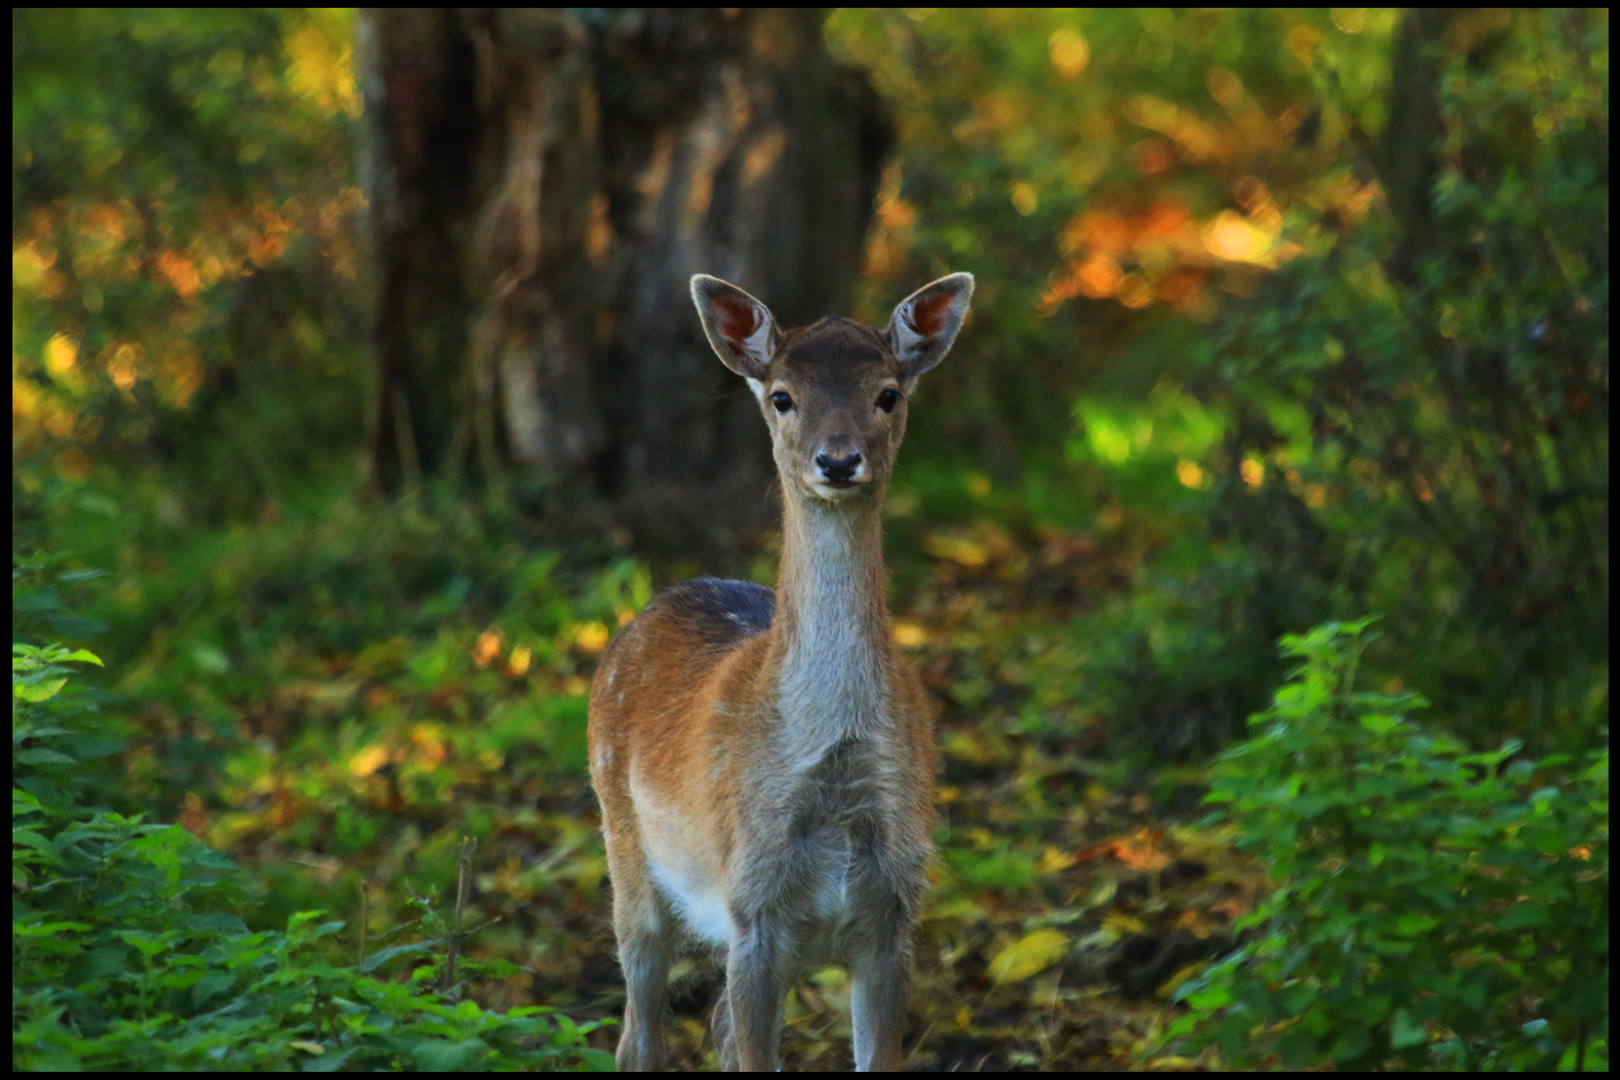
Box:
1185;11;1611;754
13;9;366;522
830;9;1609;760
1169;619;1609;1070
13;641;611;1070
9;10;1610;1068
826;9;1389;459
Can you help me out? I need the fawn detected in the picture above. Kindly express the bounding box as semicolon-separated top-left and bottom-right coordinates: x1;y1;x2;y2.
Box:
588;271;973;1071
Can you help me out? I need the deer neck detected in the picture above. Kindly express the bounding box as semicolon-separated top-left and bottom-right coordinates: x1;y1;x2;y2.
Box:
772;489;893;768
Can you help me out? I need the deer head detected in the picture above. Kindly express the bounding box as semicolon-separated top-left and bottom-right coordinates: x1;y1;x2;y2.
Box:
691;273;975;504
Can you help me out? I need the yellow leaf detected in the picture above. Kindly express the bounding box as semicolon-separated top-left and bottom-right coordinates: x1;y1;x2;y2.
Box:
809;966;847;989
1145;1054;1200;1070
893;621;928;647
349;744;388;778
989;927;1069;985
1104;910;1146;936
1038;846;1078;874
923;532;989;568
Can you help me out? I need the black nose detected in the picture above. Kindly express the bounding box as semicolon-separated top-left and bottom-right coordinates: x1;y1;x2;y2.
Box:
815;451;863;483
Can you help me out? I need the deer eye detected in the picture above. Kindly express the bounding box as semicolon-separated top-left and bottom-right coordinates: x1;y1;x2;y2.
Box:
877;388;901;412
769;390;793;413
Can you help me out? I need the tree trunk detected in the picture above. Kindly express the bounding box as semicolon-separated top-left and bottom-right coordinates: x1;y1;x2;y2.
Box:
1377;8;1454;285
360;9;891;562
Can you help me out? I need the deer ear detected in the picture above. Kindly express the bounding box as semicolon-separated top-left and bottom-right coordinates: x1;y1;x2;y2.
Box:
690;274;780;380
885;272;974;381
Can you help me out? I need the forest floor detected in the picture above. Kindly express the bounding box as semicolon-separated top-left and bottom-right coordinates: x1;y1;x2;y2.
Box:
76;489;1263;1070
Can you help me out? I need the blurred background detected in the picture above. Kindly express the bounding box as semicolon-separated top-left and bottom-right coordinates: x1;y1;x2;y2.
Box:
13;8;1609;1070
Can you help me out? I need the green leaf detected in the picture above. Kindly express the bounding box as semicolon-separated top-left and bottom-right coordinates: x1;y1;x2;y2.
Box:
1390;914;1439;936
301;1046;358;1072
1389;1008;1427;1049
72;733;128;760
357;940;434;973
180;912;249;933
10;826;58;857
189;969;238;1009
18;748;79;766
14;678;67;702
1358;712;1402;735
409;1037;487;1071
115;929;178;958
577;1047;617;1070
14;919;93;938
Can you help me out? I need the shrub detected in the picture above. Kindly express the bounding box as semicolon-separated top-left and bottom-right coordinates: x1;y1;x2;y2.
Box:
1169;618;1609;1070
13;641;612;1070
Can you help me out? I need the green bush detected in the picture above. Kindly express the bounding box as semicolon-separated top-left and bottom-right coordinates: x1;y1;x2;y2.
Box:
1169;618;1609;1070
13;641;612;1071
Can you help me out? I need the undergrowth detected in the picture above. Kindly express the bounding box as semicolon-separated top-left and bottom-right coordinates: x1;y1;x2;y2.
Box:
1167;619;1609;1070
13;636;613;1070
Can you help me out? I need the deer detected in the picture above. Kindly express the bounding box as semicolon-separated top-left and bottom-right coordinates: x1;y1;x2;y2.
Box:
587;271;974;1071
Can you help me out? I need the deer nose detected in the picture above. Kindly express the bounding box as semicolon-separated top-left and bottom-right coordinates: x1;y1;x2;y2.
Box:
815;450;863;484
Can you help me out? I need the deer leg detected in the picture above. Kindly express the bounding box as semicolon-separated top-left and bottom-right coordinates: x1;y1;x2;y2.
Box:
850;940;910;1072
607;831;675;1071
725;918;795;1071
848;871;916;1072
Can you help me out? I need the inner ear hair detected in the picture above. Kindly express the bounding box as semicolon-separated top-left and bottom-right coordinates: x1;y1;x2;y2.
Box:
691;274;779;380
887;272;974;380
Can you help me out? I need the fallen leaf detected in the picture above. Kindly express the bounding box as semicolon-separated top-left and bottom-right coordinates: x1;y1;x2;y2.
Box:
924;532;989;568
989;927;1069;984
1175;908;1215;938
1105;827;1170;872
1038;846;1078;873
1103;910;1146;935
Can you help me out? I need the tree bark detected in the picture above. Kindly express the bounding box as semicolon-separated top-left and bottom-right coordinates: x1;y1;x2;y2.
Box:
1377;8;1454;285
360;9;891;562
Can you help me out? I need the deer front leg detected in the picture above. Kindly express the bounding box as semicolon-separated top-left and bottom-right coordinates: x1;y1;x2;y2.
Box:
850;909;912;1071
724;918;795;1071
846;836;921;1074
